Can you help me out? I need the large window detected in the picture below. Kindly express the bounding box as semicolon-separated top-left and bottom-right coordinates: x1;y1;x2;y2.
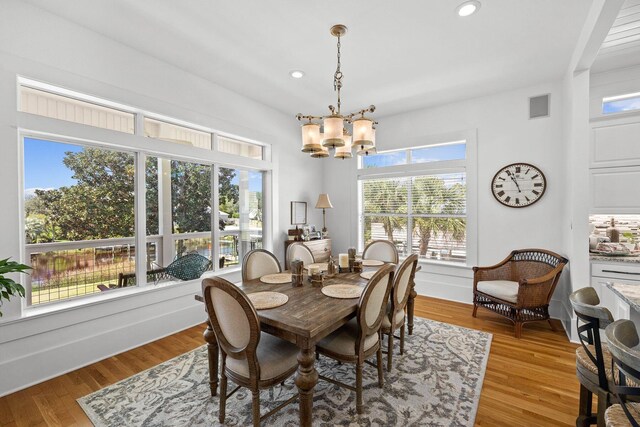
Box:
359;141;468;263
20;81;269;307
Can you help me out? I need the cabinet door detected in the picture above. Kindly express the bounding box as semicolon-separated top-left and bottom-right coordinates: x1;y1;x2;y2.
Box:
305;239;332;263
590;278;631;321
590;166;640;213
591;120;640;168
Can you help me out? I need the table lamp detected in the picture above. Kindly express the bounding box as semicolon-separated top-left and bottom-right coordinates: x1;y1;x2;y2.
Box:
315;193;333;236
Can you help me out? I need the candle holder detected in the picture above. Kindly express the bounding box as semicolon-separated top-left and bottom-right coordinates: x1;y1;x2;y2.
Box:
326;256;337;277
291;259;304;287
348;247;356;272
309;272;324;287
353;259;363;273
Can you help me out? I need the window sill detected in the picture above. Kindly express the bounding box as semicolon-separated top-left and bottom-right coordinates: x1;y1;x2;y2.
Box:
417;258;471;269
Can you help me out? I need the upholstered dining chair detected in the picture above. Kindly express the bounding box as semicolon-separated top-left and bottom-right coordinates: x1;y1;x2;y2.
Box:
286;242;315;267
362;239;399;264
242;249;282;281
472;248;568;338
605;319;640;427
316;263;395;414
202;277;299;426
381;254;418;372
570;286;615;427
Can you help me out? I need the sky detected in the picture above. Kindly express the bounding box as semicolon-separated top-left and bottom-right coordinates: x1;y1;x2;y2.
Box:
24;137;263;195
362;143;466;168
603;96;640;114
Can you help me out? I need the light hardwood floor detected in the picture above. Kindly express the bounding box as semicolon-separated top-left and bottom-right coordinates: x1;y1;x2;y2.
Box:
0;296;579;426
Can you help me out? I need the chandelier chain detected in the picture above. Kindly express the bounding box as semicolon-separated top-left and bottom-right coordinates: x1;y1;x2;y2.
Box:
334;34;343;114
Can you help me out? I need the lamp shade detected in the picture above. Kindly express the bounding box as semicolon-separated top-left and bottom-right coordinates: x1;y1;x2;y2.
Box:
322;115;345;147
301;123;322;153
352;117;373;148
315;193;333;209
334;130;352;159
310;143;329;158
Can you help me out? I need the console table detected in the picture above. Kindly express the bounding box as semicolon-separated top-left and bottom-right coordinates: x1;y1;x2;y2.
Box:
284;238;331;269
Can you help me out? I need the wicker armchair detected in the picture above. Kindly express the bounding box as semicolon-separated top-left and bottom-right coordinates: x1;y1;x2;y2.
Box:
472;249;568;338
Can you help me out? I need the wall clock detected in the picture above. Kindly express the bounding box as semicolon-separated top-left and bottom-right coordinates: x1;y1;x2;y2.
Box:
491;163;546;208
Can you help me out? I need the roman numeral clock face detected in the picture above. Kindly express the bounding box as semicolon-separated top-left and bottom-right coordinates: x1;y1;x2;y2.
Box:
491;163;546;208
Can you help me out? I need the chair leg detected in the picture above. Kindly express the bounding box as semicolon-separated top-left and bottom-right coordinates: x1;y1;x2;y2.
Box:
596;390;610;427
252;390;261;427
576;384;593;427
356;362;363;414
400;323;405;355
515;322;522;339
219;371;227;423
472;299;478;317
377;344;384;388
387;331;394;372
548;319;558;332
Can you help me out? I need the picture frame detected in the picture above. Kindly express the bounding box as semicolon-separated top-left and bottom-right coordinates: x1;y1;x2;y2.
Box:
290;201;307;225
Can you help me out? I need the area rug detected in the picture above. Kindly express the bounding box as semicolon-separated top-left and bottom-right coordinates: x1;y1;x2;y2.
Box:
78;318;492;426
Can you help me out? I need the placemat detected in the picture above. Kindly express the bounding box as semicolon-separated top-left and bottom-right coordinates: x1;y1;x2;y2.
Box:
304;263;329;271
259;273;292;284
248;291;289;310
360;271;376;280
362;259;385;267
321;284;363;299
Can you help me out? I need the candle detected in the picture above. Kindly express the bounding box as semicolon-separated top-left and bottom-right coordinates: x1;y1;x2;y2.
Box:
339;253;349;268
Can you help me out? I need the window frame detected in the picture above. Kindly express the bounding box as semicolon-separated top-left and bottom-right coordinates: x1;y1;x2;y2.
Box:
356;130;477;268
17;79;273;310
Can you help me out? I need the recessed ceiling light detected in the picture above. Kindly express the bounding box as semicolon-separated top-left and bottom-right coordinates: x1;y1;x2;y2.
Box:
290;70;305;79
457;1;481;17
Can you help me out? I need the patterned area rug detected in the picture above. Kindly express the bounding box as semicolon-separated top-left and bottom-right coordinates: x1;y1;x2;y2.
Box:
78;318;492;426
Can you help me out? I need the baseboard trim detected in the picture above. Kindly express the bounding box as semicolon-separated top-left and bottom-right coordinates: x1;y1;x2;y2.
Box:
0;303;205;398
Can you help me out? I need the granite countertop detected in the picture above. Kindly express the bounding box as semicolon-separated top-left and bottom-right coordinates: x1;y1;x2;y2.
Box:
607;282;640;312
590;254;640;263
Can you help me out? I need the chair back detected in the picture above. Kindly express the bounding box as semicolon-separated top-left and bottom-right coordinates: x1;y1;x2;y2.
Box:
605;320;640;427
391;254;418;315
509;249;568;282
166;253;212;281
202;277;261;376
362;240;399;264
570;286;614;390
355;264;395;354
287;242;315;266
242;249;281;281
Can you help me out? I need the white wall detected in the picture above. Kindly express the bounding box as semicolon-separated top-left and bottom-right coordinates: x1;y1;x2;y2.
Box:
0;1;322;396
324;82;571;321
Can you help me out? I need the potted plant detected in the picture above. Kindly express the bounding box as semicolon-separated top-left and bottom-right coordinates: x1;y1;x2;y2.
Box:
0;258;31;317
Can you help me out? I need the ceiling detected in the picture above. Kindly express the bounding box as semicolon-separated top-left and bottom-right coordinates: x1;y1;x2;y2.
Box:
593;0;640;73
25;0;593;118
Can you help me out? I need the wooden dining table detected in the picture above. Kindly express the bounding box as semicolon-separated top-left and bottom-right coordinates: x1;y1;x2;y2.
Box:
195;266;418;426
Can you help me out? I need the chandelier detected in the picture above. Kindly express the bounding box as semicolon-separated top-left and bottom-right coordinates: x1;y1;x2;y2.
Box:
296;24;377;159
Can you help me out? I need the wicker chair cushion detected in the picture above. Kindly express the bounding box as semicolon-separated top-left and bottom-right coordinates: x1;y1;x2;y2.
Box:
576;344;640;388
317;318;378;356
476;280;519;303
605;403;640;427
226;332;298;381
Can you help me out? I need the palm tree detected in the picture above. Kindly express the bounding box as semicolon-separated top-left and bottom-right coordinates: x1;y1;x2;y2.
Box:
362;179;407;241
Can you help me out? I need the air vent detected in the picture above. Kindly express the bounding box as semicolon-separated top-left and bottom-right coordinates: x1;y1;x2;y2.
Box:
529;94;550;119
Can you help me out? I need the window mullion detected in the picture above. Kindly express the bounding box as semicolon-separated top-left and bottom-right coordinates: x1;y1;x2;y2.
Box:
407;177;412;257
135;152;148;287
212;165;220;271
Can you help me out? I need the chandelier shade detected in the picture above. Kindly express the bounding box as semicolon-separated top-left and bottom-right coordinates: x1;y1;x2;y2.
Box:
310;135;329;158
334;130;352;159
352;117;374;148
296;24;379;159
322;115;345;147
301;122;322;153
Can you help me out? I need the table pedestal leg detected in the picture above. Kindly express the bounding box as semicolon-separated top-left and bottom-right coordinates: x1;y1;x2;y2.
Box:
295;346;318;427
407;285;417;335
204;320;218;396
